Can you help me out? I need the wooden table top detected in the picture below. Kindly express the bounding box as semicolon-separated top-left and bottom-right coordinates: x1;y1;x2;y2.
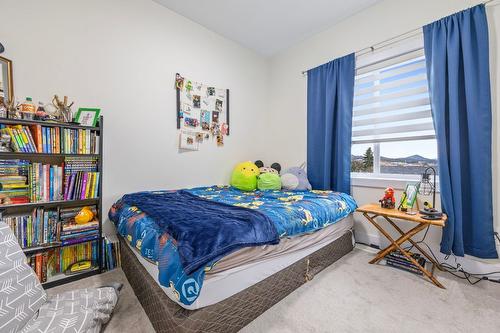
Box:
356;203;447;227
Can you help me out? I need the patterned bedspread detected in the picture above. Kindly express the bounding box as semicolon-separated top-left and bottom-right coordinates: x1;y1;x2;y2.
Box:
109;185;357;306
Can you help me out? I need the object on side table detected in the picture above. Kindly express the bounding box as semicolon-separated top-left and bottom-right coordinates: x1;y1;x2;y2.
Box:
385;250;427;276
402;183;419;215
356;203;447;288
379;187;396;209
418;166;443;219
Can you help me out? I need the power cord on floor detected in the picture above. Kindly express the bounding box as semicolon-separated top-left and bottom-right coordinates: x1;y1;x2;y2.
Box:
401;229;500;286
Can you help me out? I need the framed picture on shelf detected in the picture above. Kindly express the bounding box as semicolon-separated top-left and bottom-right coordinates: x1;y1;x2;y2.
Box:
404;183;420;209
75;108;100;127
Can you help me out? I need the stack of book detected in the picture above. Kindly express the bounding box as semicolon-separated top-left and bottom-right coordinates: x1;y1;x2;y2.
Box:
385;250;426;275
28;163;64;202
3;209;59;248
0;159;30;204
26;241;99;283
63;157;100;200
0;124;99;154
60;205;99;245
104;237;121;271
61;128;100;154
0;125;38;153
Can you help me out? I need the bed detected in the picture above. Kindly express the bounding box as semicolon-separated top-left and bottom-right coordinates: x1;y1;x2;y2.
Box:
110;185;357;332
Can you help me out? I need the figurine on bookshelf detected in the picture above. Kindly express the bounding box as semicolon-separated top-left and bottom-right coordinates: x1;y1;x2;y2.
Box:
0;133;12;152
75;206;95;224
52;94;74;122
0;96;7;118
6;98;20;119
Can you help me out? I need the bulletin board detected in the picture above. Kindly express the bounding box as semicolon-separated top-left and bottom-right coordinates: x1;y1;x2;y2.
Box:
175;73;230;151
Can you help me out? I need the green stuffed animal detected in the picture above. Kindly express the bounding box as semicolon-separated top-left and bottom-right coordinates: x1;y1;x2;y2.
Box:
254;160;282;190
230;161;260;191
257;173;281;190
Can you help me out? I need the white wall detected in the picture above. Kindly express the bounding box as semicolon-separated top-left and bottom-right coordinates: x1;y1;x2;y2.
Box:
0;0;269;233
265;0;500;274
1;0;498;274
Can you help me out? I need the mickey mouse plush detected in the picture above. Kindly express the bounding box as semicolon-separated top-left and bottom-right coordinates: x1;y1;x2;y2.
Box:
255;160;281;175
254;160;282;190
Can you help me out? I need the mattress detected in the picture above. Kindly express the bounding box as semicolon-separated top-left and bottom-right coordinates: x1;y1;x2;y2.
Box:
110;185;358;307
125;215;354;310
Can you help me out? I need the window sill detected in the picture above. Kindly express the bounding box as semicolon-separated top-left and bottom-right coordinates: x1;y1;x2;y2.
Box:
351;174;440;193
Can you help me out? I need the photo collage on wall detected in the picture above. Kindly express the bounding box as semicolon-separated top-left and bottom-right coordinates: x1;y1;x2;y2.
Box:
176;73;229;151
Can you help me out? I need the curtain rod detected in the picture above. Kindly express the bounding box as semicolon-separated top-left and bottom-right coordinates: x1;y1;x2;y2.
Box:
301;0;498;75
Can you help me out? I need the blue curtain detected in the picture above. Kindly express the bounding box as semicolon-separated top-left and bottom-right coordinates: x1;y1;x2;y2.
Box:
423;5;498;259
307;54;355;194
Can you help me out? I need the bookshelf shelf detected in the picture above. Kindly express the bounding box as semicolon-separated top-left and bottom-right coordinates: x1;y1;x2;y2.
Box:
22;236;103;255
0;152;100;158
0;198;99;210
42;267;100;289
0;116;104;288
0;117;100;131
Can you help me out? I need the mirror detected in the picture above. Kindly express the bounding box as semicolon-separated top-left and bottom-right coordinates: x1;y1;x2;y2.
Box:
0;56;13;103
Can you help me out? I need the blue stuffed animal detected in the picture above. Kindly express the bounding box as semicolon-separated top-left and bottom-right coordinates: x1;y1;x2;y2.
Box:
281;163;312;191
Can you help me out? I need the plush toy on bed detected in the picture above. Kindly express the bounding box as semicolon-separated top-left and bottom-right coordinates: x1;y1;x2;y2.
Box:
254;160;282;190
281;163;312;191
230;161;260;191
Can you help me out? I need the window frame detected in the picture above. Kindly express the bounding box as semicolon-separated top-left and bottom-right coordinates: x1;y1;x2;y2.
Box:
350;33;438;188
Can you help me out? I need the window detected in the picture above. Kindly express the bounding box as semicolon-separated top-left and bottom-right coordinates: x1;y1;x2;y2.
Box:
351;33;438;179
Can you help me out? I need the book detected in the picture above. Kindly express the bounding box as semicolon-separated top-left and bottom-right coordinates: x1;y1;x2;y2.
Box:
386;259;424;275
103;237;121;271
26;241;99;283
63;157;99;200
3;209;60;248
385;250;427;275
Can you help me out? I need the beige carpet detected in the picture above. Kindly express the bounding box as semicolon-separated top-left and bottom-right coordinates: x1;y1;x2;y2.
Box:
48;248;500;333
241;248;500;333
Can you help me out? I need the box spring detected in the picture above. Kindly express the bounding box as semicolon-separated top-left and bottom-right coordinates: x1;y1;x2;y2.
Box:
119;229;354;333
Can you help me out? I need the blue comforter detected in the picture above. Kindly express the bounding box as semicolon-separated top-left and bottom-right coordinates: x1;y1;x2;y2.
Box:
121;190;279;274
110;186;357;306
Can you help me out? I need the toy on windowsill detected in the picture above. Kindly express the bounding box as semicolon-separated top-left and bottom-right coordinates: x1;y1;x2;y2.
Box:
379;187;396;209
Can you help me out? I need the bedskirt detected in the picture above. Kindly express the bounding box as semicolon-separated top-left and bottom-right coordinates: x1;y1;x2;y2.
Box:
119;229;354;333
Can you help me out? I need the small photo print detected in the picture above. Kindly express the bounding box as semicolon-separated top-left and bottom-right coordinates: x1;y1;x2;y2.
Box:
179;131;199;151
212;111;220;123
207;87;216;96
193;95;201;108
184;117;199;127
200;110;211;130
215;99;223;112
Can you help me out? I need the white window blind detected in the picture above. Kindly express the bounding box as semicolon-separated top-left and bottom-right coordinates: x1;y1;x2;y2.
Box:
352;34;435;144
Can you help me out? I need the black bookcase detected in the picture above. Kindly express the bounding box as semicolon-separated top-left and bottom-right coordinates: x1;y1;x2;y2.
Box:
0;116;103;288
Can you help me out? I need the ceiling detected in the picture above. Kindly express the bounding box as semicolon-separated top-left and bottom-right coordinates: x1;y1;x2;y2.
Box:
153;0;381;56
